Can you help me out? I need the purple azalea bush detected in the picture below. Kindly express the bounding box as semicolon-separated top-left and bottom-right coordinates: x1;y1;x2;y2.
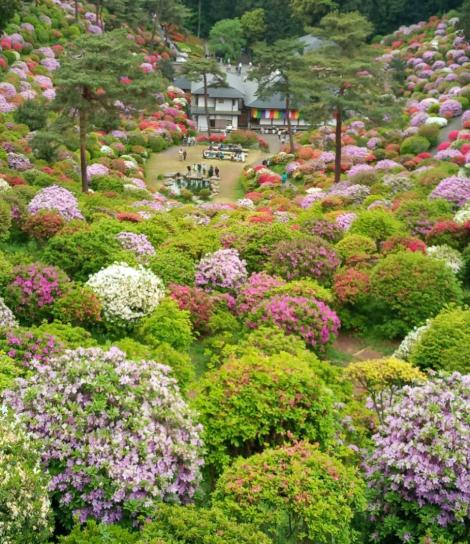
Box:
196;249;248;290
116;232;156;259
430;176;470;208
3;347;204;525
28;185;84;221
247;295;340;351
365;373;470;543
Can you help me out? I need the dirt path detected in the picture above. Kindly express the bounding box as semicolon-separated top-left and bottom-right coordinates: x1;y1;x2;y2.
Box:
329;333;398;365
145;144;269;202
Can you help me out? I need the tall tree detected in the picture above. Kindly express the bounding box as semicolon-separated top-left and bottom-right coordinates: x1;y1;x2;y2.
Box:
297;11;397;182
459;0;470;40
208;18;246;61
290;0;337;26
53;29;163;192
0;0;21;34
250;38;308;152
240;8;266;50
180;57;227;137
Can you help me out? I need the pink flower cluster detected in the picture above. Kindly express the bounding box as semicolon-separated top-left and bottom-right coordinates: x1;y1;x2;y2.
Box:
236;272;284;315
116;231;156;258
28;185;84;221
196;249;248;291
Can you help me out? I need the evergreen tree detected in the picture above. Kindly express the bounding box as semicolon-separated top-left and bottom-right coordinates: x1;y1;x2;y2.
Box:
240;8;266;50
0;0;21;33
250;38;308;152
208;18;246;61
53;29;163;192
459;0;470;40
180;57;227;137
297;11;397;182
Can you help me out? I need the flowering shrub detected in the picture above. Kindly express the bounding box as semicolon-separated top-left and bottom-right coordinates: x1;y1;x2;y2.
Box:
27;185;84;221
235;272;284;315
86;263;164;324
345;358;425;424
195;249;247;291
52;285;102;328
4;263;70;324
0;411;53;544
408;306;470;373
335;234;377;264
247;295;340;351
365;373;470;543
116;231;155;260
3;347;203;526
369;252;462;336
381;235;427;254
213;441;366;544
195;351;336;473
426;244;464;273
430;176;470;208
0;296;17;329
334;268;371;304
268;237;340;283
22;210;65;241
0;328;64;370
302;218;343;242
169;284;214;334
426;220;468;250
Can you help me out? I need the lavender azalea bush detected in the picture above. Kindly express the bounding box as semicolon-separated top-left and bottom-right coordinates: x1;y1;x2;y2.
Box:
27;185;84;221
3;347;204;526
116;232;156;260
430;176;470;208
365;373;470;543
195;249;248;291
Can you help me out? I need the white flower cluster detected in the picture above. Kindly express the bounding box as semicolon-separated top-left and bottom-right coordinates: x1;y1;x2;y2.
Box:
426;244;464;274
394;320;432;360
236;198;255;209
0;412;52;544
86;262;164;323
0;178;11;193
454;204;470;224
0;297;17;329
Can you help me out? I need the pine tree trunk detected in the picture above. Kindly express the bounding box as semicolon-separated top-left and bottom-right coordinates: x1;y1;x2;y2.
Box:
79;109;89;193
203;73;211;137
285;93;294;153
197;0;202;38
334;105;342;184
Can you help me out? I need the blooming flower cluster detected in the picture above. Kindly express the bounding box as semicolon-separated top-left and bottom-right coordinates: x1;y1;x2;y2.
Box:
0;410;53;544
86;263;164;323
3;347;204;525
236;272;285;315
430;176;470;207
27;185;84;221
0;297;17;330
195;249;248;291
365;373;470;540
7;153;32;171
426;244;464;273
116;231;156;259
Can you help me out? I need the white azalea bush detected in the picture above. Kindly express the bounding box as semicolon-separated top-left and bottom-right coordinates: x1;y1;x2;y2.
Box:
426;245;464;274
0;297;17;329
0;410;53;544
394;320;432;360
86;262;164;324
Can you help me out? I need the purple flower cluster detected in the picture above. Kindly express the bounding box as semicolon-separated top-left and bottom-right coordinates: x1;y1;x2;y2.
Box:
196;249;248;290
247;295;340;350
87;163;110;178
335;212;358;231
439;99;463;118
347;164;375;178
328;182;370;204
3;347;204;525
430;176;470;208
7;153;32;171
28;185;84;221
236;272;284;315
116;232;156;258
365;373;470;533
1;329;63;369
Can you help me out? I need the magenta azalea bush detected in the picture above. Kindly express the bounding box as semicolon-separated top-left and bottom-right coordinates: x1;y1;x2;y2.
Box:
4;263;70;324
430;176;470;208
269;237;340;284
3;347;204;526
365;373;470;543
27;185;84;221
247;295;340;351
196;249;248;291
236;272;285;315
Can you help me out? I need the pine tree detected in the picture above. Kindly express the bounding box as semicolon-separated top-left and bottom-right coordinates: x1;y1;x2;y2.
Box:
250;38;308;152
296;11;398;182
53;29;163;192
180;57;227;137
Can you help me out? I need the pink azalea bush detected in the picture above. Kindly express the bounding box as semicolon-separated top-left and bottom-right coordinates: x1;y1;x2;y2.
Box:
365;373;470;542
236;272;285;315
3;347;204;526
247;295;340;351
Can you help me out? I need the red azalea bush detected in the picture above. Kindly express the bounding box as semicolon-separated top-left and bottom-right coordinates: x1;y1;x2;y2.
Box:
268;237;340;284
425;220;469;250
22;210;65;241
333;268;371;304
169;284;215;334
381;235;427;254
116;212;142;222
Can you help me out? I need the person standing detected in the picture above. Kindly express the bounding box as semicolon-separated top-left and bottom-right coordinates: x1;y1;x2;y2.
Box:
197;163;202;176
186;165;191;176
183;149;187;161
215;166;220;178
178;148;184;161
208;165;214;177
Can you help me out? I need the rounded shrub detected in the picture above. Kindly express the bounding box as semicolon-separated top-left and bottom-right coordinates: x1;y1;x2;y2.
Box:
268;236;340;283
369;252;463;337
335;234;377;263
350;210;405;242
149;248;196;286
399;135;431;155
408;306;470;373
3;347;203;527
213;441;366;544
194;351;336;473
58;520;137;544
22;210;65;241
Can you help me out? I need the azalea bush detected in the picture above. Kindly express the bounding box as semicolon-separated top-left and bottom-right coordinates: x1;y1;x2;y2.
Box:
169;284;214;334
213;441;366;544
27;185;83;221
86;263;164;325
194;351;336;473
365;373;470;543
22;210;65;241
0;411;53;544
195;249;248;291
0;296;17;329
3;347;203;527
268;236;340;284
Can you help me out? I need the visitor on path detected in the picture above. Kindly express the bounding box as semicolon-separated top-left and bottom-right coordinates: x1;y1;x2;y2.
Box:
237;62;242;75
186;165;191;176
178;148;184;161
215;166;220;178
183;149;187;161
281;172;288;185
208;165;214;177
197;163;202;176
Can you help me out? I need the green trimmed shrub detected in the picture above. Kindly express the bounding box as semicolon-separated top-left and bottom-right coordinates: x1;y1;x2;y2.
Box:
400;135;431;155
350;210;405;242
0;199;12;242
149;248;196;286
335;234;377;262
13;101;48;131
58;520;137;544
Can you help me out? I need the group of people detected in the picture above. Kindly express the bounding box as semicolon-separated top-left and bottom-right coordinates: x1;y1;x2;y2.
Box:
182;136;197;146
186;163;220;179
